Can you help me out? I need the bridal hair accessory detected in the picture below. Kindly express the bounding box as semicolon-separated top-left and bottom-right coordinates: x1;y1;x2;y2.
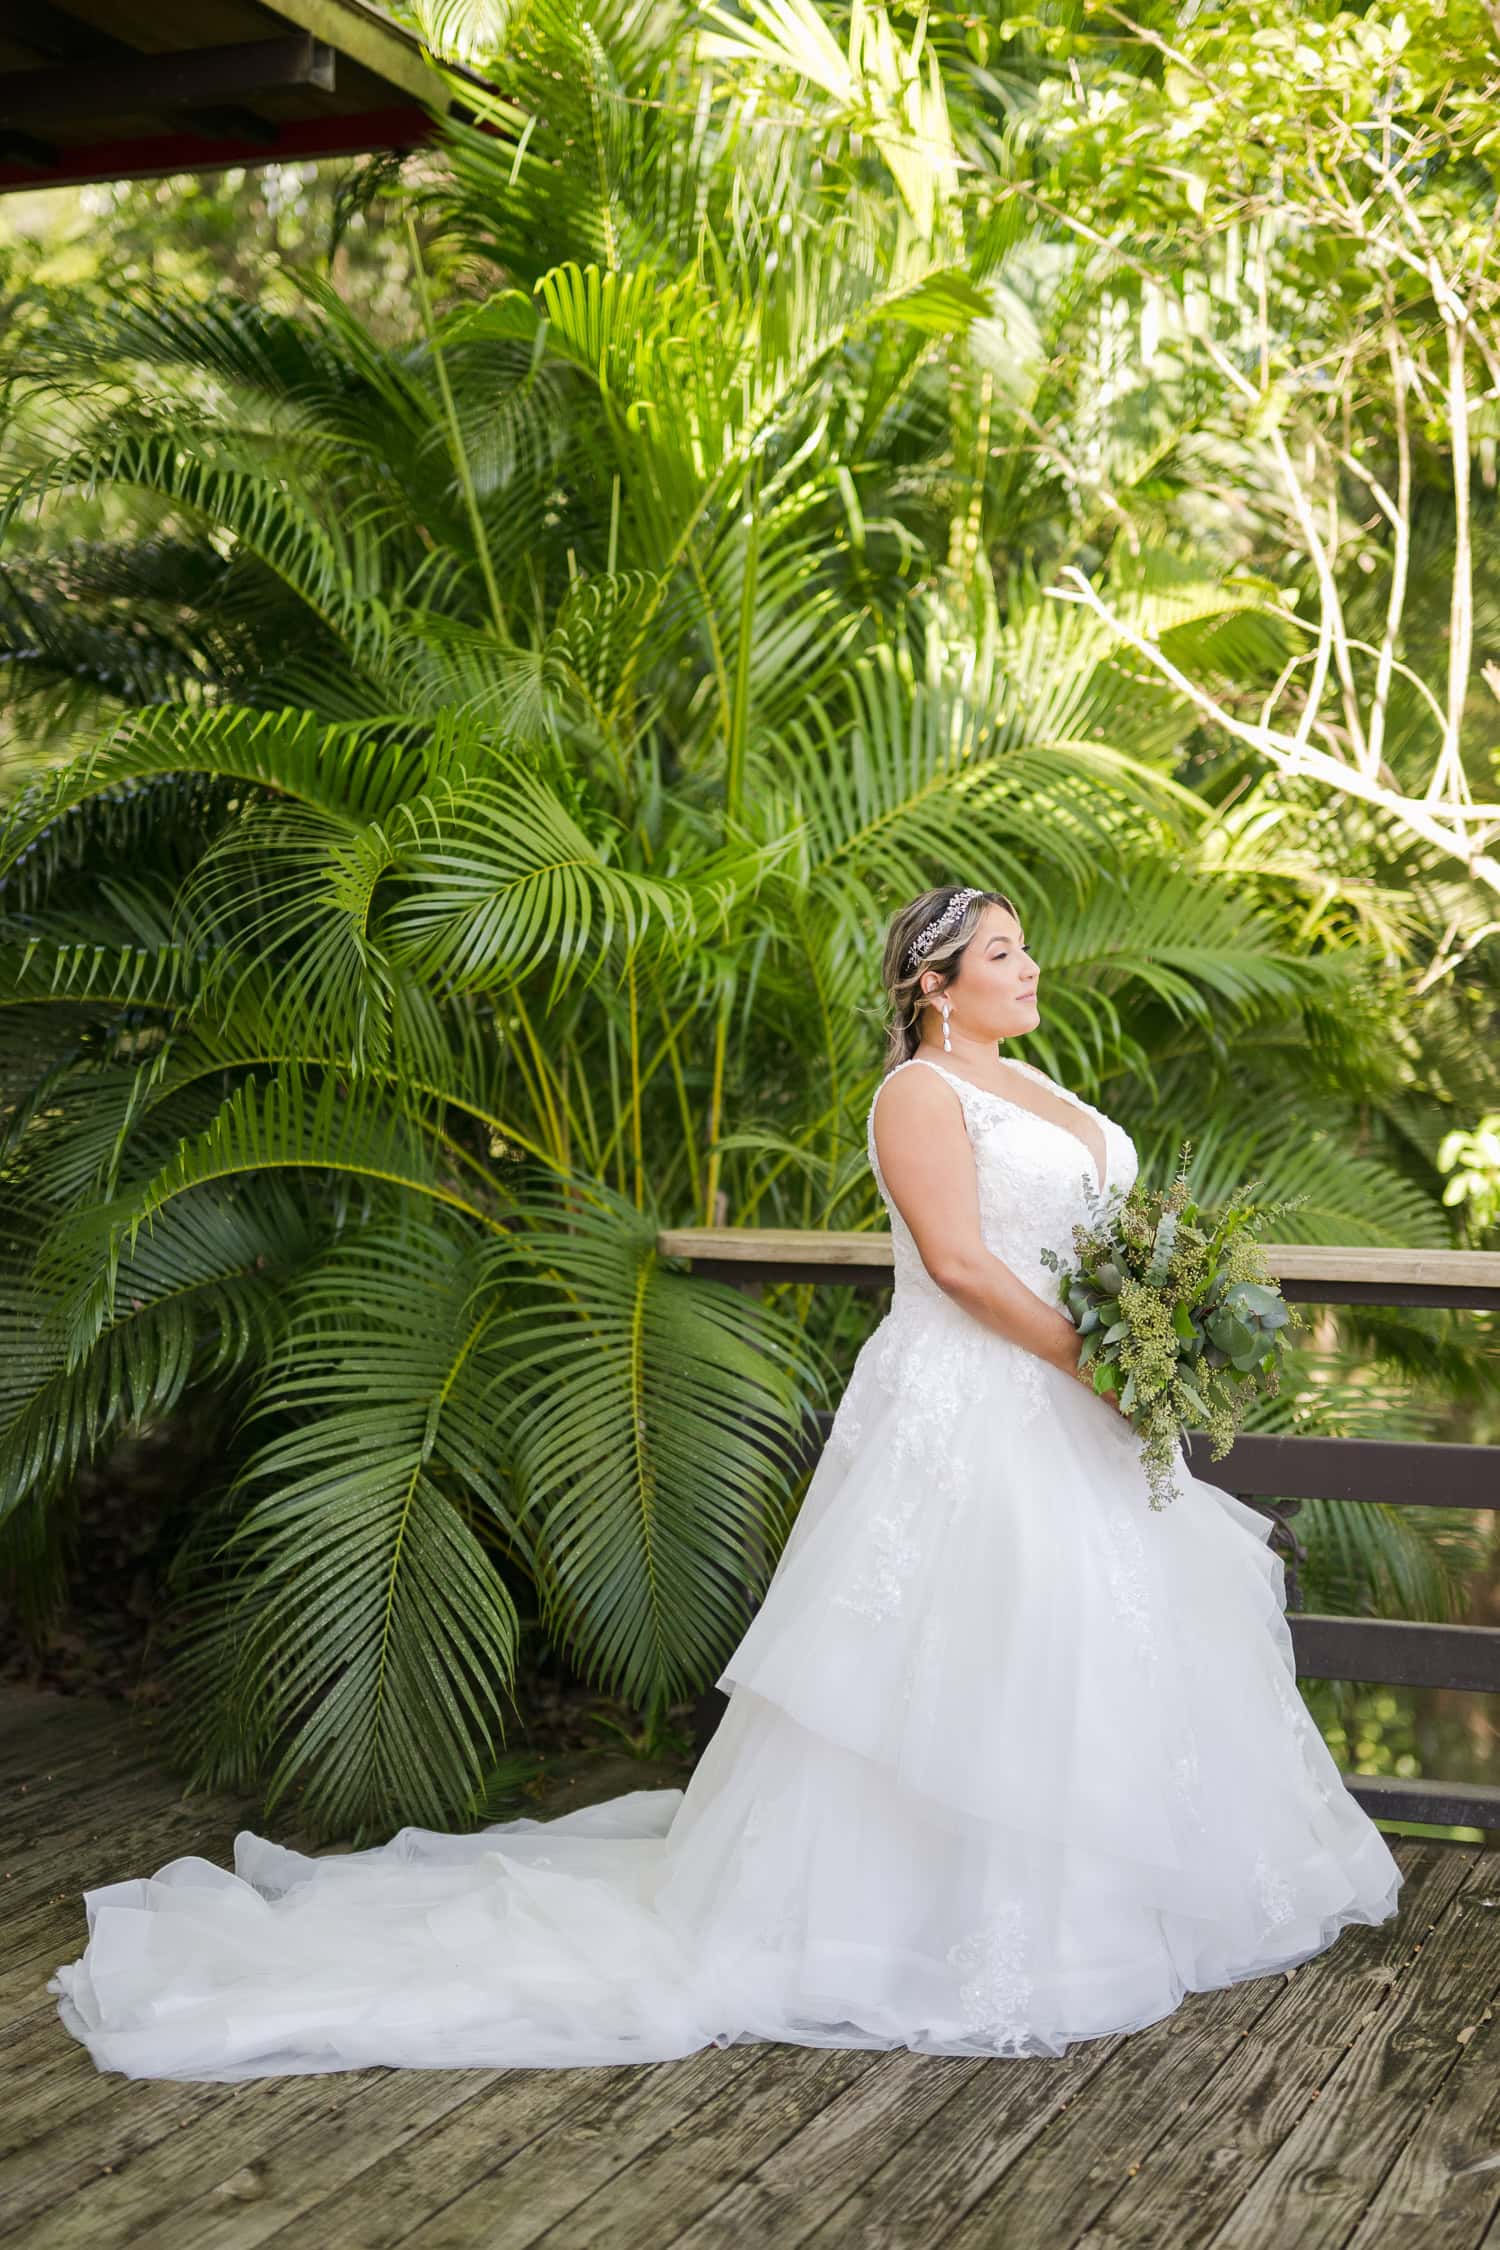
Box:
905;887;982;972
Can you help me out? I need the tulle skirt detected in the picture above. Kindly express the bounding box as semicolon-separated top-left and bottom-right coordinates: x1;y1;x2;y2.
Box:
49;1311;1404;2082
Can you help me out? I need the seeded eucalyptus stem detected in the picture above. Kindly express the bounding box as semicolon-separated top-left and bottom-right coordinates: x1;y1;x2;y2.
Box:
1040;1143;1308;1510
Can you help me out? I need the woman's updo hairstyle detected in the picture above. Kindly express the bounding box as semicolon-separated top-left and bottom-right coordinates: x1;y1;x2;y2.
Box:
879;885;1018;1072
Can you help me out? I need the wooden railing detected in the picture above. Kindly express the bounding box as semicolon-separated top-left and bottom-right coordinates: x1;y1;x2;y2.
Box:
660;1229;1500;1835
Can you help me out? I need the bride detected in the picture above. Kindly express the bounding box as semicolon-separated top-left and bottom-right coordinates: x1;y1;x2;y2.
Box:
50;883;1404;2081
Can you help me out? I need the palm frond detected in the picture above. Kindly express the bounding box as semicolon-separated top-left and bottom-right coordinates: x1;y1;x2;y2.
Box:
33;1062;462;1365
166;1218;523;1839
0;1181;310;1522
380;766;697;1000
477;1172;831;1708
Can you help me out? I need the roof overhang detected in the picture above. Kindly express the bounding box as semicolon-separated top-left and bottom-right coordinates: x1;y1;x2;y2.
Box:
0;0;474;194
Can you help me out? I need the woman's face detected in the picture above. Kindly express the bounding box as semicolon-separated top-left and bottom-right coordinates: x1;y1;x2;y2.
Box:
926;902;1039;1038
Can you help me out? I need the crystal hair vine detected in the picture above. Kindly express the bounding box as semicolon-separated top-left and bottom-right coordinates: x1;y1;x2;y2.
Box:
904;887;983;972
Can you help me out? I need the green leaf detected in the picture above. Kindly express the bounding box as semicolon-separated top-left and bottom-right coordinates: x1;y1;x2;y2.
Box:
168;1222;524;1839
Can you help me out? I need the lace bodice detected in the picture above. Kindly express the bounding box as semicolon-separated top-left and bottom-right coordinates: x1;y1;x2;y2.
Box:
866;1054;1138;1313
815;1052;1142;1608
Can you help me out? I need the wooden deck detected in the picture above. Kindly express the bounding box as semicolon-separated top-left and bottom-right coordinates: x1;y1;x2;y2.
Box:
5;1686;1500;2250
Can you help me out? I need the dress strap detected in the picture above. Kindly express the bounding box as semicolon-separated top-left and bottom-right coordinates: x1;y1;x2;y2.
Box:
867;1056;973;1168
870;1054;968;1102
906;1055;977;1100
878;1050;1081;1115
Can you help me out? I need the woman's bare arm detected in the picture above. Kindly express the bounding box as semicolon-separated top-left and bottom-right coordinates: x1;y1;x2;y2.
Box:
871;1066;1095;1388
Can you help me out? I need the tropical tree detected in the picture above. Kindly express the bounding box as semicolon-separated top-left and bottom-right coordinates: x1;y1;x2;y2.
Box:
1020;0;1500;895
0;0;1491;1836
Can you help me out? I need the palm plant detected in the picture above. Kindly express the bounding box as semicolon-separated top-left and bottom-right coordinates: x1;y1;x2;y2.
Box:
0;0;1489;1837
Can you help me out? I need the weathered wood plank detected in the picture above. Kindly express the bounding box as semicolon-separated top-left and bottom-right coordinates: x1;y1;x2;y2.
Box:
1038;1840;1474;2250
815;1839;1465;2250
0;2008;200;2161
113;2064;601;2250
1;1949;288;2182
803;1956;1292;2246
1;1701;170;1775
0;1696;135;1783
998;1836;1466;2250
4;1755;217;1863
1341;1908;1500;2250
0;2052;256;2242
0;1728;160;1818
7;1684;1497;2250
1191;1850;1500;2250
668;2035;1127;2249
231;2052;762;2250
17;2071;522;2250
5;1763;209;1883
658;1225;892;1267
654;1230;1500;1297
0;1767;315;2177
2;1709;194;1817
475;2045;896;2250
246;2061;710;2250
377;2052;787;2250
2;1780;272;1944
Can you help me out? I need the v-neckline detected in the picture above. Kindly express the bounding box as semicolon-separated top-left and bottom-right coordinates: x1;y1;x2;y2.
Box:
911;1054;1109;1196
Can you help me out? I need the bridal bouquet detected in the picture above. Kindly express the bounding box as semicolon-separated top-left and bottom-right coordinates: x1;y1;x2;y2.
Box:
1038;1147;1308;1510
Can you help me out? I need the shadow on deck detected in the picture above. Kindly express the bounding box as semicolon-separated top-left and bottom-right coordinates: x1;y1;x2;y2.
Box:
4;1685;1500;2250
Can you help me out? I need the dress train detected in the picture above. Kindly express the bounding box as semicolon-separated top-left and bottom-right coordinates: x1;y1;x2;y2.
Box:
48;1053;1403;2079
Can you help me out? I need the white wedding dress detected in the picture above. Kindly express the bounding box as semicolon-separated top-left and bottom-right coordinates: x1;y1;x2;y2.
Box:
50;1052;1404;2081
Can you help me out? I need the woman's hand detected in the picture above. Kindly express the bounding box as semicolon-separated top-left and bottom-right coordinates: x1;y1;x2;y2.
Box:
1071;1363;1131;1420
1045;1320;1131;1419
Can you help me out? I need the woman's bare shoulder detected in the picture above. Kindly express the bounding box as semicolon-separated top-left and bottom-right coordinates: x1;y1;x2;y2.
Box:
870;1058;966;1135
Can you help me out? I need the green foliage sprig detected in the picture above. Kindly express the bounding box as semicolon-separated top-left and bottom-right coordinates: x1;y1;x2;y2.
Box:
1039;1147;1309;1512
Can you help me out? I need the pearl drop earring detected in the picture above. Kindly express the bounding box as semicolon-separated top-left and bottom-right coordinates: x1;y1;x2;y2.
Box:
940;997;952;1052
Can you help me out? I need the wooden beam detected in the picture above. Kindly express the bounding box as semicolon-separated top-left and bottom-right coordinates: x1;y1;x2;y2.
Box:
0;130;57;166
0;36;335;127
659;1225;893;1268
182;106;285;150
655;1228;1500;1307
778;1404;1500;1523
0;1;135;67
656;1228;1500;1287
0;104;438;192
1260;1241;1500;1310
1185;1431;1500;1509
252;0;448;110
1288;1613;1500;1694
1341;1772;1500;1830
